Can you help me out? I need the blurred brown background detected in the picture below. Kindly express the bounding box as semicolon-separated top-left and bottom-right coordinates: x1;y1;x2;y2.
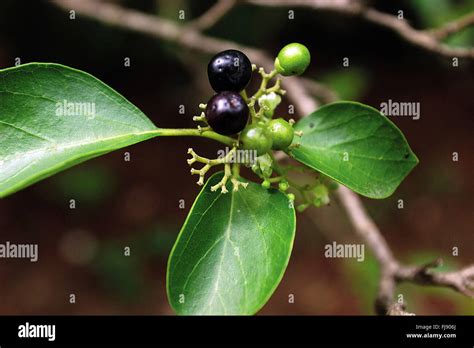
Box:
0;0;473;315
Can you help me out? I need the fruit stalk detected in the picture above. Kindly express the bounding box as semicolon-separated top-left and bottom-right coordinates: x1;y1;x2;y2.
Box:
157;128;236;146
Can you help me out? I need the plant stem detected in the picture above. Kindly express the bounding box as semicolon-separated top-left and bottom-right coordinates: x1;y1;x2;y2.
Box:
268;176;284;183
232;162;240;177
153;128;236;146
240;89;257;120
251;69;278;101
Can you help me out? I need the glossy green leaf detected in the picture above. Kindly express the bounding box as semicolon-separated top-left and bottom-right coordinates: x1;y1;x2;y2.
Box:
167;172;296;315
291;101;418;198
0;63;159;198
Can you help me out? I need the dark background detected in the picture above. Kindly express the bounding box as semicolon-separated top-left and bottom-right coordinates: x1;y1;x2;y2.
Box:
0;0;473;315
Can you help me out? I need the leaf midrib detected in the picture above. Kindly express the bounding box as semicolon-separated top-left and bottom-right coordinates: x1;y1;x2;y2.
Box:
206;190;235;315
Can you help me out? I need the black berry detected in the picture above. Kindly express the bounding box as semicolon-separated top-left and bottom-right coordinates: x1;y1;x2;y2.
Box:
208;49;252;92
205;92;249;135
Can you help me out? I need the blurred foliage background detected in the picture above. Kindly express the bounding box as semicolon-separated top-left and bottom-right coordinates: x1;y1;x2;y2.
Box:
0;0;472;315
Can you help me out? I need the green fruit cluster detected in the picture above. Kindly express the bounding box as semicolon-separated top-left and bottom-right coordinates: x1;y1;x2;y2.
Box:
241;118;295;155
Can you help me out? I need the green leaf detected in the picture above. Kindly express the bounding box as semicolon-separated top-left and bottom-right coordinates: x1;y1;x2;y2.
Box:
0;63;159;198
167;172;296;315
291;101;418;198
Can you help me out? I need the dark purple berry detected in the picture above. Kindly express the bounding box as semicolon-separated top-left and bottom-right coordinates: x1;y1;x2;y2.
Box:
208;49;252;92
205;92;249;135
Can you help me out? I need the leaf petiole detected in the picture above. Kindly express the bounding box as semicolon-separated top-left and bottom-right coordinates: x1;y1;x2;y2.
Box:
155;128;236;146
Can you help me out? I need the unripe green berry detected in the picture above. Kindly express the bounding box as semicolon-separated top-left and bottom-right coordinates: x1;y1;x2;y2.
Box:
287;193;295;201
240;124;272;156
267;118;294;150
261;180;271;189
274;43;311;76
278;180;289;191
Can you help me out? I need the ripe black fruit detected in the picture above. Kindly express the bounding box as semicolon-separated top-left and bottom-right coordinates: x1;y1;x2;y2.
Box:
208;50;252;92
205;92;249;135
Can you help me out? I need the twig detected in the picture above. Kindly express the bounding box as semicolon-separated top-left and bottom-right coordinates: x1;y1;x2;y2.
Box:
336;186;397;275
338;182;474;314
336;185;399;314
362;7;474;59
52;0;474;315
431;12;474;40
246;0;474;59
247;0;361;14
189;0;237;31
395;262;474;298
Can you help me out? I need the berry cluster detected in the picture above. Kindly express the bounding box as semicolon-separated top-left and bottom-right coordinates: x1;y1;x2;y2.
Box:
188;43;311;194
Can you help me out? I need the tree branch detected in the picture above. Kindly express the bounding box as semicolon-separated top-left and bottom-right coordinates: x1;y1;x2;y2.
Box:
431;12;474;40
189;0;237;31
336;185;474;314
246;0;474;59
52;0;473;315
396;261;474;298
